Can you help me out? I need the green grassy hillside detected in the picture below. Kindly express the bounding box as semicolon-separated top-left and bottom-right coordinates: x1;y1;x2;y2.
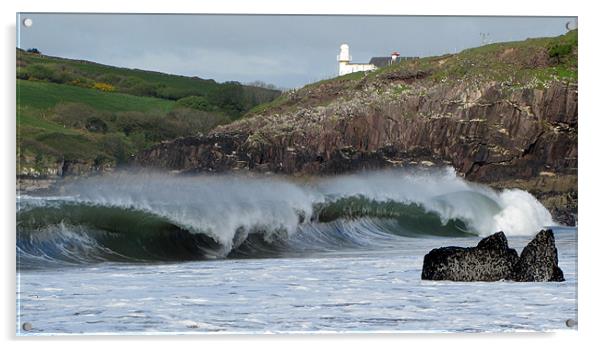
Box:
16;50;281;177
17;49;280;116
17;80;234;176
17;80;170;175
18;79;174;112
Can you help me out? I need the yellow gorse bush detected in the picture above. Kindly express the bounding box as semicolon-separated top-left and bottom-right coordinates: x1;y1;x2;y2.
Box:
93;82;116;92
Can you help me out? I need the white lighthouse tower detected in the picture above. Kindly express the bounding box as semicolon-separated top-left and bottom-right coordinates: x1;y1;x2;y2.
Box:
339;44;351;62
337;43;376;76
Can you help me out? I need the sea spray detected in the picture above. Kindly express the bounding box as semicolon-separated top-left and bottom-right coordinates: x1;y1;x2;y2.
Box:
314;168;553;236
17;168;554;266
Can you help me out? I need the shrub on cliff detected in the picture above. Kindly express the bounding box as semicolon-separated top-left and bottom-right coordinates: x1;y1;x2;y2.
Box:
97;73;124;85
69;77;95;88
547;30;577;65
85;117;109;133
112;107;229;145
175;95;215;112
101;134;135;163
166;107;229;134
23;64;55;81
119;77;160;97
51;102;111;130
19;63;77;84
209;81;245;116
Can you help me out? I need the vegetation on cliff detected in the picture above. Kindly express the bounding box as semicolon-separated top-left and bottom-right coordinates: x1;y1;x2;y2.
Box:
243;30;576;119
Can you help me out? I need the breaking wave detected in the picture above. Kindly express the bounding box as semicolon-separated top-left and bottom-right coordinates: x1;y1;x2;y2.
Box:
17;168;553;268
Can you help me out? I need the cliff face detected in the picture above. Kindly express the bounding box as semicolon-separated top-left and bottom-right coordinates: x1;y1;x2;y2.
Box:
136;32;578;224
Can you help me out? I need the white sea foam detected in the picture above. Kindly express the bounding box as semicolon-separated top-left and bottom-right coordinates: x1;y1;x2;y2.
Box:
315;168;553;236
21;168;554;257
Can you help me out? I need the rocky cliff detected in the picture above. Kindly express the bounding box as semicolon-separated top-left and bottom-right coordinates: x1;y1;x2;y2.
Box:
137;31;578;225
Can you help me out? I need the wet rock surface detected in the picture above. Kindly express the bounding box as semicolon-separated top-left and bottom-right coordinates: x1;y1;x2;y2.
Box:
511;229;565;282
421;230;565;282
421;232;519;281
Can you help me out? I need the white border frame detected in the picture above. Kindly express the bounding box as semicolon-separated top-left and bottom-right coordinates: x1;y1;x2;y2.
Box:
2;0;599;348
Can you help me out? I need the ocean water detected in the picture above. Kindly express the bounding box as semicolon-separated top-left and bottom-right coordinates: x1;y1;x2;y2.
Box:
16;169;578;334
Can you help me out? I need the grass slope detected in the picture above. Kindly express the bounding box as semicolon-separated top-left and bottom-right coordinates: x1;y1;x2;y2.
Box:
18;49;280;116
18;79;174;112
23;53;221;95
16;49;281;177
17;80;224;176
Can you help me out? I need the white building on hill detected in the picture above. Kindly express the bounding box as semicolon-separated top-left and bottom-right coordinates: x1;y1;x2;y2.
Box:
337;43;417;76
337;43;376;76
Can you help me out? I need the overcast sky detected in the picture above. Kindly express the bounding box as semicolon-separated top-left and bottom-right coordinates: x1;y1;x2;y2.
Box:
17;14;576;88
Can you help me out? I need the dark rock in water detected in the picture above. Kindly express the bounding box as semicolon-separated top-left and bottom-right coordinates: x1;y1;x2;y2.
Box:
421;230;565;282
511;229;565;282
421;232;519;281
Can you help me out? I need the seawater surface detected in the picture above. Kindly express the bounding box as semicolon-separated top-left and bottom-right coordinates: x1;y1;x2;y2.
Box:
16;169;577;334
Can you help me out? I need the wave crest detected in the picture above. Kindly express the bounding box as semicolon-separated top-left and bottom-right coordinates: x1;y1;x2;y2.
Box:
17;169;554;267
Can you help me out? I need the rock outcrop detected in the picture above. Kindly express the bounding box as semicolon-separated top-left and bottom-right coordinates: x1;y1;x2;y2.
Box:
17;158;114;194
137;80;577;181
511;229;565;282
421;230;565;282
421;232;519;281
